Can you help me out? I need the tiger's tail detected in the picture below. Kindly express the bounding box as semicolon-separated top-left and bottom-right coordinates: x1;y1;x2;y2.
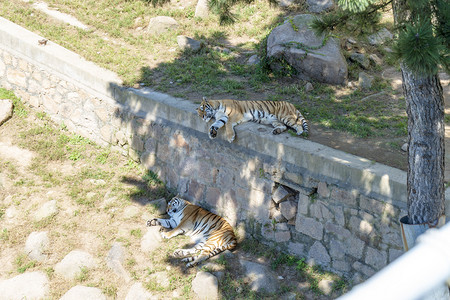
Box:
295;110;308;135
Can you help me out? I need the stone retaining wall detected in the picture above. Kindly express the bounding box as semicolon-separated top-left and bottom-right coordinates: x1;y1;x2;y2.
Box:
0;17;423;283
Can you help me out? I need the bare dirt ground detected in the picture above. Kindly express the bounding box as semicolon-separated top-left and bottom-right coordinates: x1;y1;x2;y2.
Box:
311;69;449;175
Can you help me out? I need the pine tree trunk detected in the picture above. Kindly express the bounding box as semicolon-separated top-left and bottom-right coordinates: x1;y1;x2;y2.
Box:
402;64;445;225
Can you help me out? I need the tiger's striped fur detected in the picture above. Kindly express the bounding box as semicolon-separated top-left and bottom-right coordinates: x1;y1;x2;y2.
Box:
196;97;309;143
147;196;237;268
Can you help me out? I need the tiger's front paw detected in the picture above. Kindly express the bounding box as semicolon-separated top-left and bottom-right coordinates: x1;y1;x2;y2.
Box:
173;249;186;257
147;219;160;227
209;126;218;139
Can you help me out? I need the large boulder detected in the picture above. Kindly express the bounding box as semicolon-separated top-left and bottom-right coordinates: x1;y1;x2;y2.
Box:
267;14;347;85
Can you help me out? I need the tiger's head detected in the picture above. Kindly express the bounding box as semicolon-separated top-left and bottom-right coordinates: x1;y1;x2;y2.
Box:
166;196;187;216
197;97;214;122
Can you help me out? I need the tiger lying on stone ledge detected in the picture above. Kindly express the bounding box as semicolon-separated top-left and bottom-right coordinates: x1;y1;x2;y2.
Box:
196;97;309;143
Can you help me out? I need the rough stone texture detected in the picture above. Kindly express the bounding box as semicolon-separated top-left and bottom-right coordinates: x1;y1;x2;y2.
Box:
25;231;49;261
106;242;130;282
295;216;323;240
191;271;219;300
272;185;292;203
0;99;13;126
358;72;374;90
195;0;209;18
147;16;178;35
368;28;393;45
141;226;163;252
125;282;157;300
177;36;202;53
240;260;278;293
280;200;297;220
365;247;387;270
0;271;49;300
267;14;347;85
246;55;260;65
288;242;305;257
54;250;96;280
308;241;331;266
34;199;58;221
60;285;106;300
307;0;334;13
350;53;370;69
317;182;330;198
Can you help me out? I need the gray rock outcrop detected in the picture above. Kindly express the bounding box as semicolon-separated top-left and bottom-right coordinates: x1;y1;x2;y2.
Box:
267;14;347;85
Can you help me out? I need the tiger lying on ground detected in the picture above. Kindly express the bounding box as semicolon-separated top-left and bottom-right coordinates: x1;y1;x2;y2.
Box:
147;196;237;268
196;97;309;143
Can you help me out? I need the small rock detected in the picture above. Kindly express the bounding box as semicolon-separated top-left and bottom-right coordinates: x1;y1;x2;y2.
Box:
192;271;219;300
304;82;314;92
0;99;13;126
106;242;130;282
34;200;58;221
401;143;408;152
147;16;178;35
350;52;370;69
141;226;163;252
54;250;96;280
272;185;292;204
358;72;374;90
240;259;278;293
149;198;167;215
25;231;49;262
318;279;334;295
280;200;297;220
384;47;394;53
369;53;382;65
195;0;209;18
347;38;357;44
0;271;49;299
270;208;287;223
125;282;157;300
177;36;202;53
246;55;260;65
368;28;393;45
60;285;106;300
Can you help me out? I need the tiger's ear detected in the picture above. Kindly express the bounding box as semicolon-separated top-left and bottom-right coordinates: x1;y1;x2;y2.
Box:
202;97;208;103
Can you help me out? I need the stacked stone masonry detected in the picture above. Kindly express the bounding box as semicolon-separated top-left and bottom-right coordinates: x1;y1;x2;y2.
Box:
2;17;443;284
